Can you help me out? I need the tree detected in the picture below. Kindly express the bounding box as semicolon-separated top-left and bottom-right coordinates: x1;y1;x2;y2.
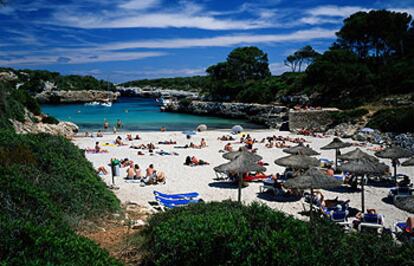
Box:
205;46;271;100
336;10;412;60
284;45;319;72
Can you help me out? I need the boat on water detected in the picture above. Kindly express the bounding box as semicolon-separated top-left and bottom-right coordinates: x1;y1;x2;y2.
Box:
84;101;112;107
156;97;172;106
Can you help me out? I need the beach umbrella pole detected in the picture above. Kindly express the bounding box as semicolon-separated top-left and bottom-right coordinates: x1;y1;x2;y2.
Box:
310;187;314;223
238;171;242;203
335;149;338;170
361;175;365;213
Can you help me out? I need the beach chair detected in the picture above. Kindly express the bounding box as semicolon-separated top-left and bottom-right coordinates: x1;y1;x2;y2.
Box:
358;213;385;234
323;209;351;228
153;191;199;200
215;171;229;181
394;221;414;242
155;196;202;209
389;187;414;202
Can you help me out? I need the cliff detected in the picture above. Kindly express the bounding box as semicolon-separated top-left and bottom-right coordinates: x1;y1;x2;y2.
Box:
165;100;288;128
288;108;340;132
116;86;199;99
35;90;120;104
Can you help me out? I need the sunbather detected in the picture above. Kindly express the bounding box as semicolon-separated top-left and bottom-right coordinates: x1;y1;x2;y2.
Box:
353;209;378;229
115;136;123;146
96;165;108;175
200;138;207;148
184;156;209;166
126;164;136;179
224;143;233;152
96;130;103;137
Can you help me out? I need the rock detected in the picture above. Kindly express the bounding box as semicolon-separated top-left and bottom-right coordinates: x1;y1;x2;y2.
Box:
352;132;368;142
165;100;288;128
325;123;359;138
131;219;146;229
0;71;18;81
394;133;414;153
11;112;79;138
35;90;120;104
288;108;340;132
117;86;199;99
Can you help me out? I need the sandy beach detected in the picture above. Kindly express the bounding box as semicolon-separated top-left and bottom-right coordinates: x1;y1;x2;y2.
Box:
73;129;414;228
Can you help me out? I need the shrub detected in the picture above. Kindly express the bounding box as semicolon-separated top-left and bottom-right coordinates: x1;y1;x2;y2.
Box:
178;97;193;108
42;115;59;124
139;201;413;266
329;108;369;127
367;107;414;133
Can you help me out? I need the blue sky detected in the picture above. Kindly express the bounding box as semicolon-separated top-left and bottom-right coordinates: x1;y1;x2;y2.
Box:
1;0;413;83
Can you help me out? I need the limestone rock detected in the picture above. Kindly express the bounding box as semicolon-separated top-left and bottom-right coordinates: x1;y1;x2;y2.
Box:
325;123;359;138
117;86;199;99
35;90;120;104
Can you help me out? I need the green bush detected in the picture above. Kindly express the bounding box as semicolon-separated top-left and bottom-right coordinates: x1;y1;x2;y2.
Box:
329;108;369;127
367;107;414;133
42;115;59;124
139;201;413;266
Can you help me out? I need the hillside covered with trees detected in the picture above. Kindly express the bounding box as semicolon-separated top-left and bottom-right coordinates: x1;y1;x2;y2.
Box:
0;67;115;94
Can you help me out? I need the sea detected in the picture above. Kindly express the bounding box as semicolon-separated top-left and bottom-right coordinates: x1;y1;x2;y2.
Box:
41;97;262;132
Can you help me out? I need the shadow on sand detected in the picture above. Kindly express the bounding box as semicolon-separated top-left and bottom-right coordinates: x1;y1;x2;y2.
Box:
257;191;302;202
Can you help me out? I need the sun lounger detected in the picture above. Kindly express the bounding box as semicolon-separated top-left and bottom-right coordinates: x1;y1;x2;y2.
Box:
155;196;202;209
153;191;199;200
389;187;414;202
358;213;384;234
323;209;351;227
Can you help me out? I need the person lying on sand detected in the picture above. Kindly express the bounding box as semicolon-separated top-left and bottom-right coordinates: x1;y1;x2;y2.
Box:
224;143;233;152
141;164;166;185
115;136;123;146
156;150;179;156
126;134;133;141
184;156;209;166
158;140;177;145
265;141;274;148
200;138;207;148
120;158;133;168
95;141;101;153
96;166;108;175
217;135;235;141
135;134;141;140
130;143;157;150
96;130;103;137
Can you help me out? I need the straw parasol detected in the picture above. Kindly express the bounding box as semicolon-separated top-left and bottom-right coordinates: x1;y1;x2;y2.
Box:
222;149;262;162
274;155;319;170
402;157;414;167
339;159;389;212
375;146;413;182
394;196;414;214
338;148;378;162
284;168;342;221
283;143;320;156
214;153;266;203
320;137;352;168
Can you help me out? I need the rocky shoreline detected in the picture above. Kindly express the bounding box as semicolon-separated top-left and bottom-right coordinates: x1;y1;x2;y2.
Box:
116;86;199;99
164;100;288;128
35;90;120;104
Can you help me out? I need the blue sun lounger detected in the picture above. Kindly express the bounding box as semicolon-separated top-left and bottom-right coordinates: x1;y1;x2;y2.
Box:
153;190;199;200
155;196;202;209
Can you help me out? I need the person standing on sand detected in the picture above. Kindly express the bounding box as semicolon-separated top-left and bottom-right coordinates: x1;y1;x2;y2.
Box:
116;119;123;129
104;119;109;130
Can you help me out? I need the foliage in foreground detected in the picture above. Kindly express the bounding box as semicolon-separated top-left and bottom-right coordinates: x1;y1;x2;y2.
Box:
367;107;414;133
0;130;121;265
139;201;413;266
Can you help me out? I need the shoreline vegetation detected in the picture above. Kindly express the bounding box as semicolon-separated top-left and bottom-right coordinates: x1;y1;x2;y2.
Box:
1;8;414;266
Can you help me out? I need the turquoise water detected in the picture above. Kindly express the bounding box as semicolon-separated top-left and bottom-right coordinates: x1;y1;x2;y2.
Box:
41;97;262;131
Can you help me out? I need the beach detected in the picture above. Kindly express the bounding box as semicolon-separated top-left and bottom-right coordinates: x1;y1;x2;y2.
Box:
73;129;414;228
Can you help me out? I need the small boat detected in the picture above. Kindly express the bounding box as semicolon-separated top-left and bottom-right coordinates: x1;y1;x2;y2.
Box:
156;97;172;106
84;101;100;106
101;102;112;107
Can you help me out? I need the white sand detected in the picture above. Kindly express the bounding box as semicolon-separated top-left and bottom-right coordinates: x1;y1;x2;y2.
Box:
73;129;414;228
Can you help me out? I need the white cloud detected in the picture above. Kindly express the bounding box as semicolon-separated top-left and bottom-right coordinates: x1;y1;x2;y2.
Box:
306;6;367;17
95;28;336;50
269;62;289;75
119;0;160;10
0;51;166;66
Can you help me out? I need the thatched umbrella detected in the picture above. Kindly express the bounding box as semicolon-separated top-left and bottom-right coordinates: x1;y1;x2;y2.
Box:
284;168;342;221
402;157;414;167
215;153;266;203
320;137;352;168
375;146;413;181
394;196;414;214
338;148;378;162
222;149;262;162
274;155;319;170
283;143;320;156
340;159;389;212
